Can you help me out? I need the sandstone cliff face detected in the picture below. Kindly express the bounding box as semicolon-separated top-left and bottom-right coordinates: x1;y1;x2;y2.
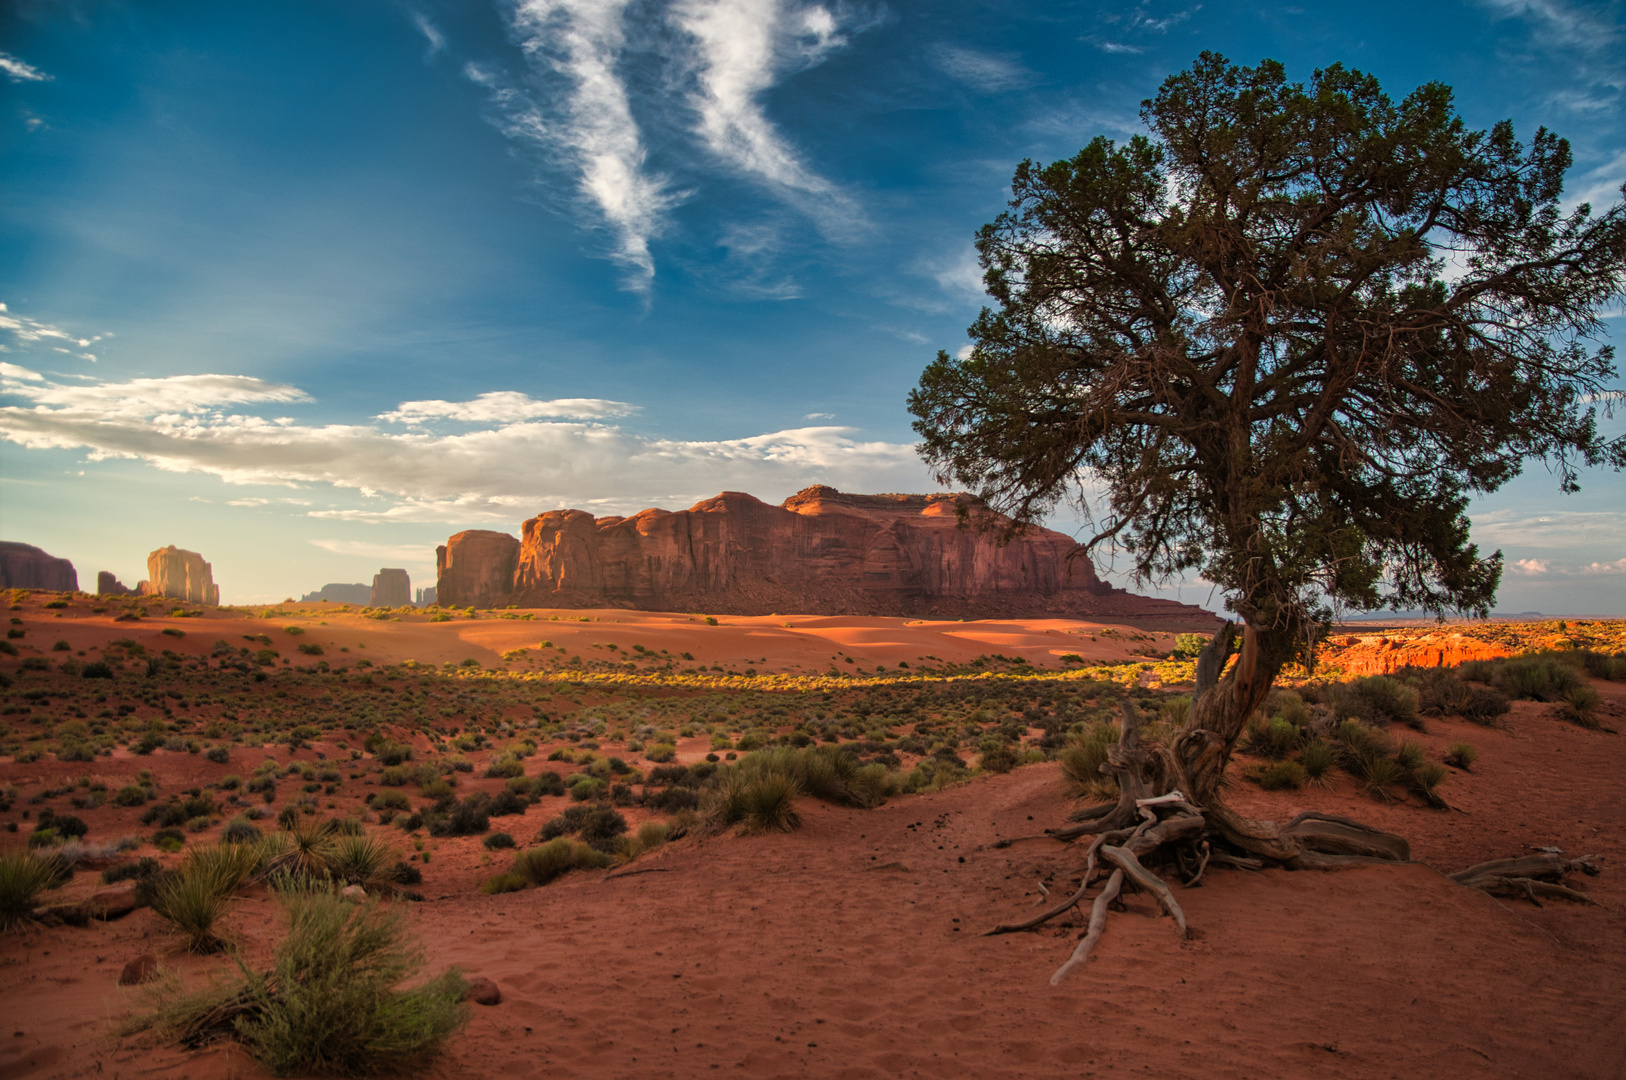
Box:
0;543;78;592
370;568;411;608
141;546;219;606
437;487;1215;624
1326;633;1515;676
97;571;136;596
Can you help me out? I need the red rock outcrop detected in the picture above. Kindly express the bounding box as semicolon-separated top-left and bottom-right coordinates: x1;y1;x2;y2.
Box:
1324;633;1515;676
0;542;78;592
141;546;219;606
97;571;136;596
436;487;1216;624
370;568;411;608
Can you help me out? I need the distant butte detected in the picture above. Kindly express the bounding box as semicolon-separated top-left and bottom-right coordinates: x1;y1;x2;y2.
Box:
436;486;1217;627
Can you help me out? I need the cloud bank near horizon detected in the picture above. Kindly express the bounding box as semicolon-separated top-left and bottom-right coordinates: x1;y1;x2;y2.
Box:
0;364;929;525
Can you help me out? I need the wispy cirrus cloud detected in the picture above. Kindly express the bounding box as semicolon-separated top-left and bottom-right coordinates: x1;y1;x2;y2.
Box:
0;52;51;83
479;0;679;292
0;302;105;362
0;368;927;523
928;44;1030;93
670;0;863;235
1477;0;1619;51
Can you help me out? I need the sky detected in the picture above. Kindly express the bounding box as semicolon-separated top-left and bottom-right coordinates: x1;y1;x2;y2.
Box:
1;0;1623;613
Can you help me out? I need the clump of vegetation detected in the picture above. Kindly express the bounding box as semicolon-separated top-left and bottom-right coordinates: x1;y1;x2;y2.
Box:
133;890;467;1076
1444;742;1478;770
1250;759;1307;791
146;842;266;952
1056;722;1119;800
510;837;611;887
0;850;71;930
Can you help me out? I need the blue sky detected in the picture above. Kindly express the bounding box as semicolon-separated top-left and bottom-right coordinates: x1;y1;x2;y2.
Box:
1;0;1623;612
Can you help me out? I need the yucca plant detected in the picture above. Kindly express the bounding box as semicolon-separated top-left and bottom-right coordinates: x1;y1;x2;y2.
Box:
327;834;396;889
0;850;71;931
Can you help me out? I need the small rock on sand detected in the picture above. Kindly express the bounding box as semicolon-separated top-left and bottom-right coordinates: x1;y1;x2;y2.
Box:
118;954;158;986
464;977;501;1006
340;884;367;901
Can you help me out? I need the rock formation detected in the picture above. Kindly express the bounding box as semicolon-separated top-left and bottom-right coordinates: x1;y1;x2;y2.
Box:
1324;632;1514;677
415;586;437;606
97;571;136;596
0;542;78;592
141;546;219;606
299;583;371;605
436;486;1216;624
370;568;411;608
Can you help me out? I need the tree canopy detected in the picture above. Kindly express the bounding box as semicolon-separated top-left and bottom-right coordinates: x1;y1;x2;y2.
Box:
910;53;1626;644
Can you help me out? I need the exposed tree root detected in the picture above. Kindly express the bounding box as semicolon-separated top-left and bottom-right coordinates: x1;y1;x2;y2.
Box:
1051;869;1123;985
1450;853;1601;905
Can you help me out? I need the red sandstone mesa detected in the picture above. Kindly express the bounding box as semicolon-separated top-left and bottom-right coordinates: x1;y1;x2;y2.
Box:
437;486;1214;623
140;545;219;606
0;542;78;592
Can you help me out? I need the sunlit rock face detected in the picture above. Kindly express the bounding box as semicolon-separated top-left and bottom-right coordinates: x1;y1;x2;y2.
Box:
0;542;78;592
141;546;218;606
436;486;1215;624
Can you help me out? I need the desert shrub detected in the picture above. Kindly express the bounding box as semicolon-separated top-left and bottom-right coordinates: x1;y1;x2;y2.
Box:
567;776;606;802
266;817;337;881
389;861;422;886
204;746;231;764
220;891;468;1075
844;763;899;809
327;834;396;887
1159;694;1194;726
1356;754;1407;800
1057;722;1118;798
644;743;677;763
641;786;701;813
367;790;412;813
102;856;160;885
484;755;524;779
149;865;237;953
0;850;71;930
513;838;610;886
153;827;187;851
1395;741;1427;771
1351;676;1420;728
1459;685;1512;724
532;771;565;798
978;741;1020;774
1262;689;1307;726
488;789;527;817
1252;760;1306;791
1299;738;1336;785
1444;742;1478;769
1579;650;1626;680
482;832;516;850
1412;761;1450;795
45;813;89;840
222;820;263;845
635;821;669;850
373;742;413;767
646;764;692;787
114;784;150;807
1497;657;1581;702
480;872;527;894
1415;669;1474;716
1242;717;1301;760
425;795;489;838
1557;683;1603;728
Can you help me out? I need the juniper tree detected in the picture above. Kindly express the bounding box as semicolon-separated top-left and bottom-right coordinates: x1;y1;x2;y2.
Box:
909;53;1623;974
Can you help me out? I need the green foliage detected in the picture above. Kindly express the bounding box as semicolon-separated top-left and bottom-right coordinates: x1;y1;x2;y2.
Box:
909;52;1626;644
1056;722;1119;798
1251;760;1306;791
0;850;71;930
1444;742;1478;769
480;872;527;895
512;838;610;886
231;892;468;1075
1558;682;1603;728
1299;738;1337;785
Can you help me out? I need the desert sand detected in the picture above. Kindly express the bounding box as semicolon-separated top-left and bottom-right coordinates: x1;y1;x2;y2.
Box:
1;598;1621;1080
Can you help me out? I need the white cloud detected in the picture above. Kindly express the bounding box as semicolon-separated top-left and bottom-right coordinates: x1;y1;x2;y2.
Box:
0;302;103;361
1093;42;1144;55
310;538;438;564
412;12;446;56
1478;0;1618;50
377;391;637;424
0;369;929;524
670;0;862;234
927;44;1029;93
0;362;45;381
0;52;51;83
227;498;271;507
803;411;833;419
0;372;308;417
1512;557;1550;575
485;1;678;292
1473;508;1626;547
1582;556;1626;574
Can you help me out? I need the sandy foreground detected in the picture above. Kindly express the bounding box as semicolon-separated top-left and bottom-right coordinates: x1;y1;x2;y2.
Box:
0;603;1622;1079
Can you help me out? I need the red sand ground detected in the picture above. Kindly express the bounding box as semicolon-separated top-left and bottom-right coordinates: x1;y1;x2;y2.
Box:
1;607;1622;1080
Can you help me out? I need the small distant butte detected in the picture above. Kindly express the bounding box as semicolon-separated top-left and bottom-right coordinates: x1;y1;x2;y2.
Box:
435;486;1216;626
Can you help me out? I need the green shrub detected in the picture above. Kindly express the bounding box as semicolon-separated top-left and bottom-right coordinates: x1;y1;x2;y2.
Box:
482;832;516;850
114;784;150;807
204;746;231;764
644;743;677;763
1243;717;1301;760
1351;676;1420;728
634;821;669;850
368;790;412;813
1395;741;1426;771
226;892;467;1075
327;834;395;887
1460;686;1512;724
978;742;1020;774
1558;683;1603;728
149;866;236;953
480;872;527;894
1057;722;1119;797
0;850;71;930
1300;738;1336;784
1444;742;1478;770
484;755;524;779
513;838;610;886
1412;761;1449;794
1252;760;1306;791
